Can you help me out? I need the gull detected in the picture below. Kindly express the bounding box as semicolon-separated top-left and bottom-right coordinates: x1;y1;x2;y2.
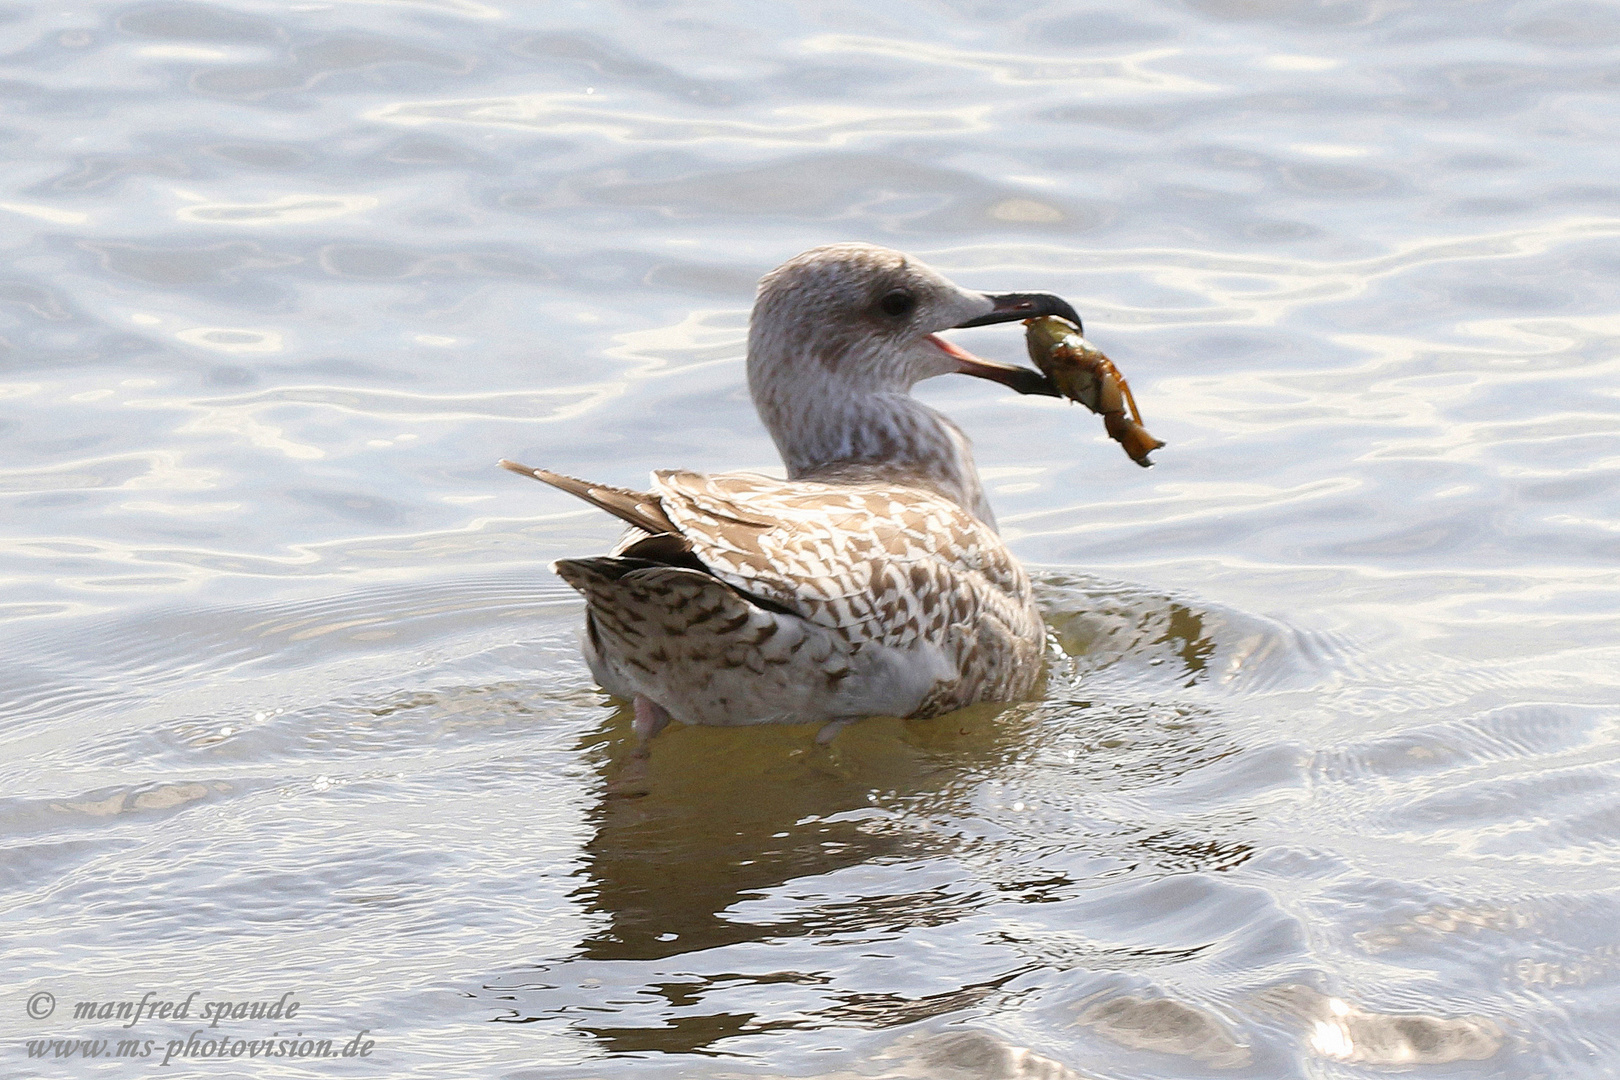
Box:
502;243;1080;746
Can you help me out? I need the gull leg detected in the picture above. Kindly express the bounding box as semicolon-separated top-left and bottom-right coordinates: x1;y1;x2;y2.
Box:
815;716;859;745
605;695;673;799
631;694;672;757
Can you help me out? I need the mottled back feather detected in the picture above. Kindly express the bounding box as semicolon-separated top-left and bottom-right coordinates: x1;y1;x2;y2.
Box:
649;470;1035;648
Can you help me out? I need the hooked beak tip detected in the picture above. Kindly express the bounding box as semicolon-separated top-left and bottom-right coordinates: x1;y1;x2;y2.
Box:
954;291;1082;332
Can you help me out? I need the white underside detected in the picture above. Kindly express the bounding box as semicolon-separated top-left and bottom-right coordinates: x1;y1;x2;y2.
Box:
581;600;955;727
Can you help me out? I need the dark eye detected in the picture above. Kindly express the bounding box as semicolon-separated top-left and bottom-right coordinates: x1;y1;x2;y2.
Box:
878;289;915;318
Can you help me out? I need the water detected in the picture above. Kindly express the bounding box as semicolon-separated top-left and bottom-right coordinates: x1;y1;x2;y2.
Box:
3;0;1618;1075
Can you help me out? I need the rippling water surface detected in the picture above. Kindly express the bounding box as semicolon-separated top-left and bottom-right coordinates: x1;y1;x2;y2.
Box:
4;0;1619;1076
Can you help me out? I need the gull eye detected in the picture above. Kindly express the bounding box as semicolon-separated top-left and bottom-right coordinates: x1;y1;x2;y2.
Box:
878;289;915;318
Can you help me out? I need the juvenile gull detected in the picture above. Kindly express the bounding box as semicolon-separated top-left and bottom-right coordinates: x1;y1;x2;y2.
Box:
503;243;1080;744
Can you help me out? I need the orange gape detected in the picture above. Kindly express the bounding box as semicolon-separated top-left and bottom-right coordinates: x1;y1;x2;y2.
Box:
1024;316;1166;467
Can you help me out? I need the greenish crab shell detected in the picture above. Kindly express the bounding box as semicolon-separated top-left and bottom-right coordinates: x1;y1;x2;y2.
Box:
1023;315;1108;412
1022;315;1166;468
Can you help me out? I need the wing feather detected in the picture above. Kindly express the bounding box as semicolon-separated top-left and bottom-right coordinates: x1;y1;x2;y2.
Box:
500;460;677;535
504;459;1039;677
647;470;1040;655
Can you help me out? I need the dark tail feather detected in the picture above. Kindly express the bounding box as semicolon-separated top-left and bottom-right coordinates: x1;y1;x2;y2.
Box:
499;460;678;536
552;554;683;586
554;554;801;619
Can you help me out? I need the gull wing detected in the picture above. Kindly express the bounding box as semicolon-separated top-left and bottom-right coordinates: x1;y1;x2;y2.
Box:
646;470;1039;655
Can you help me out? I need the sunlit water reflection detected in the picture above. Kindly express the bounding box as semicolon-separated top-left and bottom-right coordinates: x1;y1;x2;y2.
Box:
3;0;1618;1077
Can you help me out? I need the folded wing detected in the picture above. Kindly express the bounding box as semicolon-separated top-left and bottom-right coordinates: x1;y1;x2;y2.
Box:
504;462;1044;718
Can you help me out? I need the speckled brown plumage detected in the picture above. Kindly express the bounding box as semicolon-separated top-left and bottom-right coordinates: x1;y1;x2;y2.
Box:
506;243;1065;735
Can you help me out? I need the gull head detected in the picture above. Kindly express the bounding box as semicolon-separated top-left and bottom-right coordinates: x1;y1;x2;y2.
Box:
747;242;1079;400
743;243;1081;524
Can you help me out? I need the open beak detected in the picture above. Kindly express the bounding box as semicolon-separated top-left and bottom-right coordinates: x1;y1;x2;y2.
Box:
929;334;1060;398
930;291;1082;397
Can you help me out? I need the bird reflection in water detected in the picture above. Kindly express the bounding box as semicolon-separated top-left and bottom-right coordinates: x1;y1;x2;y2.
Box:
570;700;1044;965
487;584;1264;1057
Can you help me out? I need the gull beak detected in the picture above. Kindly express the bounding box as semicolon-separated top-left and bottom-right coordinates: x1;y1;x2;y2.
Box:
929;334;1060;398
931;291;1082;397
954;291;1082;332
